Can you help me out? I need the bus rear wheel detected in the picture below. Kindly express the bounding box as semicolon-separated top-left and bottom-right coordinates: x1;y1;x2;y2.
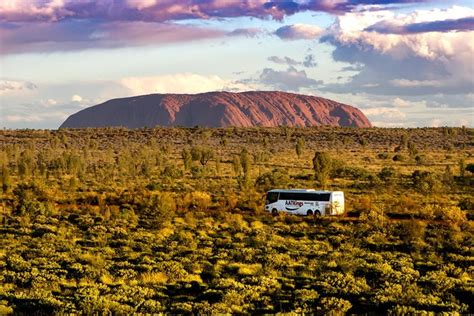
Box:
314;210;321;217
306;210;313;216
272;209;278;216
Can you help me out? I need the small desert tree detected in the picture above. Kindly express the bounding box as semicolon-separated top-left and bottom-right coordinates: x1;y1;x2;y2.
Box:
295;137;305;158
191;146;214;166
181;148;192;171
200;148;214;166
232;155;241;175
1;163;10;193
312;151;333;188
240;148;251;176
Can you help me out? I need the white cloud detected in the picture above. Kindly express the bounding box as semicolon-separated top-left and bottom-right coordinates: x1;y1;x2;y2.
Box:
4;115;42;123
0;79;37;95
71;94;83;102
120;73;252;95
331;6;474;60
393;97;426;108
362;107;406;119
322;6;474;95
274;24;324;40
370;121;407;127
40;98;58;107
430;119;442;127
4;111;69;123
361;83;379;88
390;79;442;88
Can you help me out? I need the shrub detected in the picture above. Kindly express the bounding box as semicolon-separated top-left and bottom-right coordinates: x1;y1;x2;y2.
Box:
415;155;426;165
411;170;441;193
317;297;352;314
360;205;386;230
140;271;168;285
161;165;183;179
435;206;467;226
466;163;474;174
378;166;395;183
458;197;474;211
336;166;371;180
184;191;212;211
191;146;214;166
392;154;405;162
396;220;427;246
140;192;176;227
351;196;372;212
255;169;289;192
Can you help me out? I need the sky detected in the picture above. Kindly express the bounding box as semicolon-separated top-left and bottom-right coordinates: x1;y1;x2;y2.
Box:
1;0;473;129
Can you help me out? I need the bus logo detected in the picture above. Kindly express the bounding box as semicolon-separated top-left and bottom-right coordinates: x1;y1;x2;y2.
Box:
285;200;303;210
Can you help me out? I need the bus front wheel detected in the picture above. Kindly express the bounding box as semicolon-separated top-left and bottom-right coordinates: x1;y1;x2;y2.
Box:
314;210;321;217
307;210;313;216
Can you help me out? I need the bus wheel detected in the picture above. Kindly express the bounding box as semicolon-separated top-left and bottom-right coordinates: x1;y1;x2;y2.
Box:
272;209;278;216
306;210;313;216
314;210;321;217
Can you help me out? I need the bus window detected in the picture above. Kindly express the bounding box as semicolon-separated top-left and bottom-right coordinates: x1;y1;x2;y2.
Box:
308;193;331;201
266;192;279;204
320;193;330;201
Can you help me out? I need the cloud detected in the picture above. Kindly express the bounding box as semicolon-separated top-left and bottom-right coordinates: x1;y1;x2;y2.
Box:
316;90;473;127
274;24;323;40
393;97;426;108
259;66;323;91
0;1;430;54
390;79;443;88
4;111;69;123
0;20;224;54
227;28;263;37
365;16;474;34
303;54;317;68
268;56;301;66
0;79;37;94
40;98;58;107
71;94;82;102
120;73;252;95
320;6;474;96
0;0;428;24
0;79;126;128
268;54;317;68
362;107;406;120
425;93;474;108
4;115;42;123
0;0;285;23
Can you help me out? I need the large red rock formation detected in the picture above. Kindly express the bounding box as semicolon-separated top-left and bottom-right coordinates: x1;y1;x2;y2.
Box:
60;91;371;128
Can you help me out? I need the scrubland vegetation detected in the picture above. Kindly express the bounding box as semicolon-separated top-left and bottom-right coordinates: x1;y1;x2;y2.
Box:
0;126;473;314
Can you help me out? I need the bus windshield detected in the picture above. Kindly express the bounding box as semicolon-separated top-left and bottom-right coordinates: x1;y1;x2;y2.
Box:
266;192;279;204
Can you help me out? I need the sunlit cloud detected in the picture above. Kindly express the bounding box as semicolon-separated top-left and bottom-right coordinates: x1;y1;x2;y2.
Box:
120;73;252;95
274;24;323;40
320;6;474;96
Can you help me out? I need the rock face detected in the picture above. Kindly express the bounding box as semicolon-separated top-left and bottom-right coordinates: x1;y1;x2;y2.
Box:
60;91;371;128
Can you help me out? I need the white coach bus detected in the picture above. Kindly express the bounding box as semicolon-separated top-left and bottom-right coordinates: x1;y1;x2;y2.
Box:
264;189;345;216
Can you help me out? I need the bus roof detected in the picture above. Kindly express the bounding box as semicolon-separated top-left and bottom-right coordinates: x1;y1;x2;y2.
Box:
267;189;342;194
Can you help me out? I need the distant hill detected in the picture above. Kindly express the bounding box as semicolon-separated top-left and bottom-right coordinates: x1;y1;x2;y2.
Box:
60;91;371;128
